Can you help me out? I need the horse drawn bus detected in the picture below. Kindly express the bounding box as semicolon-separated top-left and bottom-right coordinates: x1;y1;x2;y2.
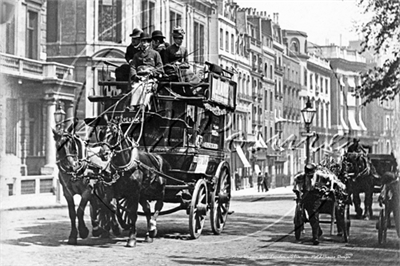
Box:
75;61;237;247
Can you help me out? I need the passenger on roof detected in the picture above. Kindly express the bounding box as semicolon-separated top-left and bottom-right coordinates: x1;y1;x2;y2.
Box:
130;32;164;79
115;28;143;92
347;138;366;153
151;30;170;64
163;27;189;69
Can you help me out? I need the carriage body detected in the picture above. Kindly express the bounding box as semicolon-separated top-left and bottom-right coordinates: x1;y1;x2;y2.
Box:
293;167;350;242
87;61;237;239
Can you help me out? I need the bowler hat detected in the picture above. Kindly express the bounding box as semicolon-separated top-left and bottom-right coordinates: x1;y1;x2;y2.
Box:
305;163;316;173
129;28;143;38
152;30;165;39
140;32;152;41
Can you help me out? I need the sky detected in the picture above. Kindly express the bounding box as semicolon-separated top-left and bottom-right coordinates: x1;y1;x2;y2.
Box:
233;0;365;46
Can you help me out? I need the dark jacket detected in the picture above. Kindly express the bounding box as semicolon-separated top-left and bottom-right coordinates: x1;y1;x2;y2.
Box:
130;48;164;76
163;43;188;65
125;44;141;63
154;42;170;64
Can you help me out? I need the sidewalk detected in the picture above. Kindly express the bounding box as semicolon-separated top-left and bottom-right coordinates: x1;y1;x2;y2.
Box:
0;186;294;211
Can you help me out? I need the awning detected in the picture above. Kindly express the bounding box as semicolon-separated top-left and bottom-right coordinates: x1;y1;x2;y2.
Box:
255;133;268;149
236;145;251;168
348;109;361;131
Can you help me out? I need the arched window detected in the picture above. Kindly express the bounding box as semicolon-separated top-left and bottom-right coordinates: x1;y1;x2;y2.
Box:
290;38;300;53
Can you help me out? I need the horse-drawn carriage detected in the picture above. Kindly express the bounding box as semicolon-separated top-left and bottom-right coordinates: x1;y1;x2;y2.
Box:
293;164;350;244
367;154;400;244
80;61;237;246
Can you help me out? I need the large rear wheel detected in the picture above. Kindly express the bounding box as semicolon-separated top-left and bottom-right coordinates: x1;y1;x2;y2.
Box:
189;179;208;239
210;162;231;235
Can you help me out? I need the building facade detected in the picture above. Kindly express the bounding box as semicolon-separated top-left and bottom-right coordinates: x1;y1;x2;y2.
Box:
0;0;81;196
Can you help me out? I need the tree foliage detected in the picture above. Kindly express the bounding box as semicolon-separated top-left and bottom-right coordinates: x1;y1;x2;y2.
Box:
357;0;400;105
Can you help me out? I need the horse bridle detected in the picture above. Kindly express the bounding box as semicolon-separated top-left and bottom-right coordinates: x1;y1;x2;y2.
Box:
55;132;86;177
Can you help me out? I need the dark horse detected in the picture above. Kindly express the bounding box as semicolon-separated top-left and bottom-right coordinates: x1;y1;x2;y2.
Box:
342;152;378;220
102;122;170;247
53;123;119;244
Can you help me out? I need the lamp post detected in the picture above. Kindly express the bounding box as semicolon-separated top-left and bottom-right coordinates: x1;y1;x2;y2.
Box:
301;97;316;165
54;102;66;130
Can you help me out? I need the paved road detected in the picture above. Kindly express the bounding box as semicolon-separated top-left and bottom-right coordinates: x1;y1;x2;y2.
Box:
1;195;399;266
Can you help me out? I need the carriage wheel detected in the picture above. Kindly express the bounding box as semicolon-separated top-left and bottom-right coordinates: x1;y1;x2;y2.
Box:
294;202;304;240
343;204;350;242
116;197;132;230
210;163;231;235
189;179;208;239
378;209;387;244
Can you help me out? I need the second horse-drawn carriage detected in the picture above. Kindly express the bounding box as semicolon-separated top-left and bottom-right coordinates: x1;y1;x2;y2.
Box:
82;61;237;246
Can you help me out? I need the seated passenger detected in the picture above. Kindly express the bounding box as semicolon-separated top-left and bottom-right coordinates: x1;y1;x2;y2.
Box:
115;28;143;92
129;32;164;109
151;30;170;63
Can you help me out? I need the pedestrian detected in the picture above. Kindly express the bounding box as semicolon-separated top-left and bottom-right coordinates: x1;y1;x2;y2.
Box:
301;163;323;245
257;172;264;192
235;171;241;190
263;171;269;192
250;171;255;188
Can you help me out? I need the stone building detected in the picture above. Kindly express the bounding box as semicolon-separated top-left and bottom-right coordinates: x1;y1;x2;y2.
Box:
0;0;81;196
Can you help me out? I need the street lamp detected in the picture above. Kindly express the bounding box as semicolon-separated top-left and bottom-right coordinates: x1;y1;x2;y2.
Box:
54;102;66;130
301;97;316;165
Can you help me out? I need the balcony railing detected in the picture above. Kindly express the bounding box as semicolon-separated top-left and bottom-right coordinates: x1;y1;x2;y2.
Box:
0;52;75;81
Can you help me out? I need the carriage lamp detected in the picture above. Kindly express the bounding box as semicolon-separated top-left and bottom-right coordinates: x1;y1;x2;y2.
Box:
54;103;66;129
301;97;316;165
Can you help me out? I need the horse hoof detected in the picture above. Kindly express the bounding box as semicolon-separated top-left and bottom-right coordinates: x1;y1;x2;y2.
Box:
79;227;89;239
149;229;157;239
68;238;77;245
92;228;103;237
125;240;136;247
144;235;154;243
364;216;370;221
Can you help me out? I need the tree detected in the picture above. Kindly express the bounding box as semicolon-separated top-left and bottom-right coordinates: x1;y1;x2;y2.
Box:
357;0;400;105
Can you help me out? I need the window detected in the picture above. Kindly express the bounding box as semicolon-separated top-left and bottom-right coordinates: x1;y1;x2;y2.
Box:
141;0;155;34
28;102;43;156
225;31;229;51
220;28;223;50
290;38;300;53
170;11;182;43
270;91;273;111
304;69;307;86
6;99;18;155
193;21;204;63
5;8;15;54
98;0;122;42
231;33;234;54
27;10;38;59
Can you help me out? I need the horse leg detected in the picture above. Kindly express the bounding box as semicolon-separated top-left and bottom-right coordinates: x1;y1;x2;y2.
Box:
126;196;140;247
109;198;121;236
89;196;103;237
353;192;363;219
76;188;90;239
63;186;78;245
139;198;153;243
363;190;373;220
149;199;164;239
